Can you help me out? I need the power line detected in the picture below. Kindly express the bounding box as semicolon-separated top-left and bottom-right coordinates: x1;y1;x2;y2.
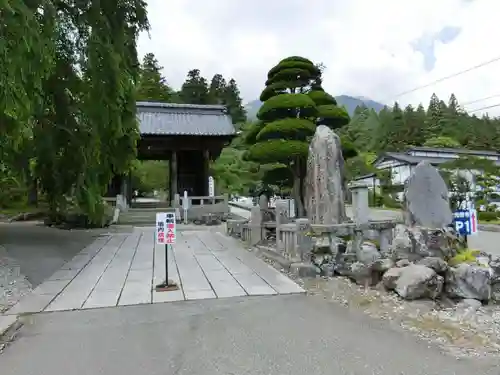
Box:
384;55;500;102
468;103;500;114
462;94;500;107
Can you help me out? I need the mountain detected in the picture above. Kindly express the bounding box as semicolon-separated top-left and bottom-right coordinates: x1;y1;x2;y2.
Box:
245;95;386;121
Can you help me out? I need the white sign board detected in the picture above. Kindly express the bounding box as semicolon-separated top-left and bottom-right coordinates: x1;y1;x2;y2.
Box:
208;176;215;197
156;212;176;245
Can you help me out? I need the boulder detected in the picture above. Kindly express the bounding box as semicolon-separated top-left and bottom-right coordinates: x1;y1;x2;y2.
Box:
416;257;448;274
389;226;458;261
402;161;452;228
490;257;500;302
394;264;443;300
445;263;492;301
395;259;411;268
356;242;381;265
372;258;394;273
382;267;404;290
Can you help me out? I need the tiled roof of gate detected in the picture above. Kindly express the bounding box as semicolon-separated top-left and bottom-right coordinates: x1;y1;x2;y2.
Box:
137;101;236;136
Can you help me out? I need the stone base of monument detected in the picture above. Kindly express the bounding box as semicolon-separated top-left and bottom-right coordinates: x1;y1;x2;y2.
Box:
289;262;318;278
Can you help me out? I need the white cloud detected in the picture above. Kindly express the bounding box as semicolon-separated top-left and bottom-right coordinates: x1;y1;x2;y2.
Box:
138;0;500;115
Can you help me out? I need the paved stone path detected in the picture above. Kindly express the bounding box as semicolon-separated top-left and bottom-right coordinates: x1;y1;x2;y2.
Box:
5;228;303;314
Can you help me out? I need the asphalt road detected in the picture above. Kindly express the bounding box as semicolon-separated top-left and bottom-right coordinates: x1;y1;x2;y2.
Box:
0;222;129;287
1;294;498;375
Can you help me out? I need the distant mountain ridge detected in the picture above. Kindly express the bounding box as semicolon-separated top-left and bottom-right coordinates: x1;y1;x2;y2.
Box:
245;95;386;120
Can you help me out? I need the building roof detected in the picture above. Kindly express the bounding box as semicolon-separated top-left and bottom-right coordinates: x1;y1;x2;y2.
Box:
137;101;236;136
409;146;499;157
375;149;500;167
378;152;449;166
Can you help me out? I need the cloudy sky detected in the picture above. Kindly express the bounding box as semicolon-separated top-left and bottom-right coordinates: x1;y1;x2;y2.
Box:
138;0;500;114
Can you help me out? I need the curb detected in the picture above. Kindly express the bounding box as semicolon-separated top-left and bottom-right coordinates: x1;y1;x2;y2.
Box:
0;314;19;338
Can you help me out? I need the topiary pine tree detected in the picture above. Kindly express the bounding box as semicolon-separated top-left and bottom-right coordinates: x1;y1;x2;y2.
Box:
244;56;351;217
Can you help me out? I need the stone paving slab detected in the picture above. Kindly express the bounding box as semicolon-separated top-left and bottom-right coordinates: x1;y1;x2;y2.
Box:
5;227;305;314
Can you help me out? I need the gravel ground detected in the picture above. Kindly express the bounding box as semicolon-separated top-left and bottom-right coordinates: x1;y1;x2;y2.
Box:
246;246;500;361
0;246;32;313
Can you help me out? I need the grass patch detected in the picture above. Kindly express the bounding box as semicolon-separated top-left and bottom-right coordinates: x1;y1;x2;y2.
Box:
478;219;500;225
0;203;48;218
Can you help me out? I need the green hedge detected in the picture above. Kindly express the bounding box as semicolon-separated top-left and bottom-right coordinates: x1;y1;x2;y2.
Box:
260;82;290;102
266;68;313;86
317;105;350;129
246;139;309;164
256;118;316;141
477;211;498;222
308;90;337;106
257;93;317;121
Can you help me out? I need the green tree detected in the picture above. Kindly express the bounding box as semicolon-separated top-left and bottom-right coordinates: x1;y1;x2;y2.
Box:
137;53;175;102
179;69;210;104
424;93;443;139
404;104;425;146
208;74;227;104
423;136;461;148
245;56;350;216
385;102;406;151
2;0;149;226
223;78;247;125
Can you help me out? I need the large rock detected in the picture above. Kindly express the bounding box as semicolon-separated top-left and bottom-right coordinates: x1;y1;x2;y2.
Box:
394;264;444;300
490;257;500;302
389;225;458;261
416;256;448;273
445;263;492;301
356;242;381;265
305;125;346;224
403;161;453;228
334;242;385;286
382;267;404;290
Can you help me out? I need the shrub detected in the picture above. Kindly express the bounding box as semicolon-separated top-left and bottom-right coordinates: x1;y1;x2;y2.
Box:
477;211;498;222
382;194;401;209
368;192;384;207
448;249;480;266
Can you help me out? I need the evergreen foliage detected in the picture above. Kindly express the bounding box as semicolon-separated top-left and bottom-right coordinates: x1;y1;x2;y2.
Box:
244;56;353;216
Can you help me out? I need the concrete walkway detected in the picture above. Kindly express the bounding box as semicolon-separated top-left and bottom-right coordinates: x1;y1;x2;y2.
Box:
5;228;304;314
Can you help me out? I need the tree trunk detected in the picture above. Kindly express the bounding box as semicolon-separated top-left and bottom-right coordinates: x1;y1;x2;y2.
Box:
292;159;306;218
28;178;38;207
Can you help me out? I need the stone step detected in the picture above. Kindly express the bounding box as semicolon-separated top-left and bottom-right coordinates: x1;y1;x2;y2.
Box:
131;201;170;209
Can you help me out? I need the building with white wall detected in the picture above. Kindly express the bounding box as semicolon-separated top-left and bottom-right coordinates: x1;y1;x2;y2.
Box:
354;147;500;199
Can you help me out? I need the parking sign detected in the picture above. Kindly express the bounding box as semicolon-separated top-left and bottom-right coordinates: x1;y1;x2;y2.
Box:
453;209;478;236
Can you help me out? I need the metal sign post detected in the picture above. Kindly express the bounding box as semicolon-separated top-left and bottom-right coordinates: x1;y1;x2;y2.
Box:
155;212;179;292
452;208;478;247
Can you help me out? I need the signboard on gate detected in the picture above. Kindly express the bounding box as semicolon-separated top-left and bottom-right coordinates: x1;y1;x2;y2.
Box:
453;209;478;236
156;212;176;245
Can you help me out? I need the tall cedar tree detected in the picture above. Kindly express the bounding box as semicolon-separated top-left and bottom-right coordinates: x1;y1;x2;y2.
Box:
137;53;175;102
244;56;350;217
179;69;211;104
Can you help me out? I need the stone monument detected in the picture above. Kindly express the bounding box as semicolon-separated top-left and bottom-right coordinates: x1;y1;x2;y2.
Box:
403;161;452;228
305;125;346;224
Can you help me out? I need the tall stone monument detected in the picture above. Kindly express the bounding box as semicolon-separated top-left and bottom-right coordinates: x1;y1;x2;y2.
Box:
403;161;453;228
305;125;346;224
